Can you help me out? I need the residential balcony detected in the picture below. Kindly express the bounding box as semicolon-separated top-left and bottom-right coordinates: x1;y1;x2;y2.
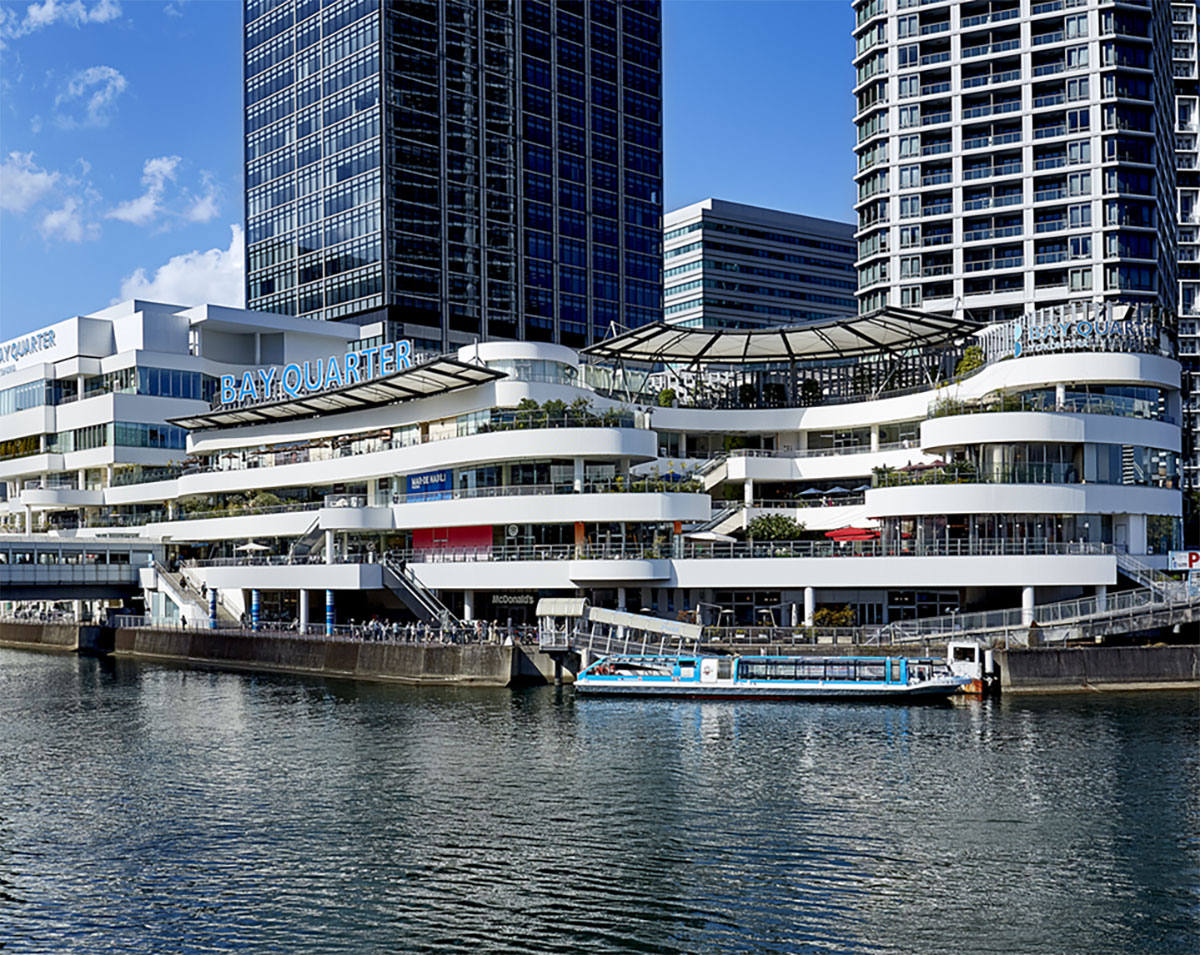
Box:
963;256;1024;272
961;8;1019;28
921;142;952;156
963;131;1022;150
963;161;1023;180
963;225;1022;241
962;69;1022;90
962;100;1021;120
1034;124;1068;140
1032;30;1065;47
1032;62;1065;77
1034;251;1068;265
921;111;952;126
1033;92;1065;109
963;194;1022;210
962;39;1021;58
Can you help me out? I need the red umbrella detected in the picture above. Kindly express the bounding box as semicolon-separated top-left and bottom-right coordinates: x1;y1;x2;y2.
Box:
825;527;879;541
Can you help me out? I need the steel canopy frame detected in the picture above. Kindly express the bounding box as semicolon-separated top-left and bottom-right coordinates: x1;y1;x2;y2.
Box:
581;307;984;367
169;357;506;431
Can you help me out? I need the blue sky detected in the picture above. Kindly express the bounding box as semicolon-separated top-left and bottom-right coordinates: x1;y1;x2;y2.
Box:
0;0;856;341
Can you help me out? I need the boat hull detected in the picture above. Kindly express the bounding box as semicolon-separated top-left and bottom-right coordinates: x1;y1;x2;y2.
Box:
575;679;964;701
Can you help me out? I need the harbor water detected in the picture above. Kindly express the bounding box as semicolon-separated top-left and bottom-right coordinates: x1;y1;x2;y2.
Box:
1;648;1197;954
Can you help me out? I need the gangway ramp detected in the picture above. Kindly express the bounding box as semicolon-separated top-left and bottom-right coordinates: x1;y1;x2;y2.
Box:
538;601;703;657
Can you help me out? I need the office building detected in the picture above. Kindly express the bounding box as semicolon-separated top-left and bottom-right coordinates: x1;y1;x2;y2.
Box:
661;199;858;330
244;0;663;351
852;0;1177;326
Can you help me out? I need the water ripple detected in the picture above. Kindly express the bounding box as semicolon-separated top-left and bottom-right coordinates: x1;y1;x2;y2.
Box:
0;650;1196;954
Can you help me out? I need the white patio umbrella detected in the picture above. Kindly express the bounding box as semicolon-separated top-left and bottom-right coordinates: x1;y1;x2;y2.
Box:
235;541;271;552
685;531;737;542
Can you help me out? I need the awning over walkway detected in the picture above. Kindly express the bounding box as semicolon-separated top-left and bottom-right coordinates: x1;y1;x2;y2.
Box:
587;606;703;640
582;308;982;365
536;597;589;618
169;357;505;431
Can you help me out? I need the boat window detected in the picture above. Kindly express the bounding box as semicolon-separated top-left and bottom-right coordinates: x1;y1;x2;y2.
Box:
738;659;889;681
952;646;977;662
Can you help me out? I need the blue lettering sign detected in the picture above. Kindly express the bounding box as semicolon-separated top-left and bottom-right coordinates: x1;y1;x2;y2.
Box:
217;339;414;407
282;363;302;397
407;470;453;501
325;355;343;389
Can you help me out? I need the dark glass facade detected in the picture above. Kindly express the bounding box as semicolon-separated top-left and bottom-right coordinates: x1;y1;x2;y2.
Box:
244;0;662;349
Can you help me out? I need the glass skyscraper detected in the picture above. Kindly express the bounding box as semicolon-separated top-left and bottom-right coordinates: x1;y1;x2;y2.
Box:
244;0;663;351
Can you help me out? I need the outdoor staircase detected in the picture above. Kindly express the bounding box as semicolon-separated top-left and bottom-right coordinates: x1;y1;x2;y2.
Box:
1116;551;1188;601
288;517;324;561
697;454;729;492
381;558;456;627
689;502;744;536
867;580;1197;647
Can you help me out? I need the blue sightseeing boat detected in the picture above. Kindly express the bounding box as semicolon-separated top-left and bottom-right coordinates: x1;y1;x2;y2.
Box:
575;653;970;701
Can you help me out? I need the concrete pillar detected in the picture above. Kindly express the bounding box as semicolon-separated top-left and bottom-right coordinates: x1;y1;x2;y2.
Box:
870;423;880;452
1055;382;1066;409
251;589;261;631
73;599;83;622
803;586;815;627
368;477;378;506
24;505;32;535
798;430;808;451
77;468;86;490
678;433;687;459
325;529;335;565
299;589;309;632
1096;585;1107;612
617;587;627;611
1022;586;1035;627
463;590;474;621
573;456;584;493
325;589;335;636
744;478;755;507
1127;514;1147;555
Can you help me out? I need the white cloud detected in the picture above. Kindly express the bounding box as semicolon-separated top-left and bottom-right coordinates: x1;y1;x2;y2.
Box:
39;196;97;242
0;151;59;213
184;172;219;223
117;224;245;307
54;65;127;128
1;0;120;40
107;154;179;226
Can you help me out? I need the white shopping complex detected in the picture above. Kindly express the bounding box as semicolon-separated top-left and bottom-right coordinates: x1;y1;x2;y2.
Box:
0;298;1185;631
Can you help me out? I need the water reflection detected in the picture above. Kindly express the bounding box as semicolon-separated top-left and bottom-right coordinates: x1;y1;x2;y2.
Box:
0;650;1195;954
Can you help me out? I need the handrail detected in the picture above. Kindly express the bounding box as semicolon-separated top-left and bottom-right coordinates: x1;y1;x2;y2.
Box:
184;539;1116;568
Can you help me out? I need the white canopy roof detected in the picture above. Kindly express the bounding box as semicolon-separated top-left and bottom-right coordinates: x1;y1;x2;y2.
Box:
170;356;505;432
582;309;981;365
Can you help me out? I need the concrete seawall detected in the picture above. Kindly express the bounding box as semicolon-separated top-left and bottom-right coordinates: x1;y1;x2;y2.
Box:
0;622;80;652
110;628;574;686
0;622;575;687
997;645;1200;693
